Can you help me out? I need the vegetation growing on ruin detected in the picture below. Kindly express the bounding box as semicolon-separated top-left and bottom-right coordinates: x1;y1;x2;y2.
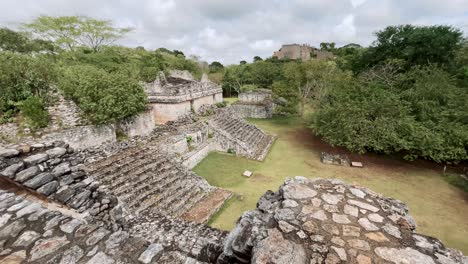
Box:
194;116;468;254
214;25;468;163
0;16;205;128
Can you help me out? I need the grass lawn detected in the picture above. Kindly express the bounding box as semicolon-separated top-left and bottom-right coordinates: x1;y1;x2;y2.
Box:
193;116;468;254
223;97;238;105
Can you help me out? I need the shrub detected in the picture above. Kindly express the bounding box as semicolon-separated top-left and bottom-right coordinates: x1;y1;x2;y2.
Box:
215;101;227;108
59;64;147;124
0;52;56;113
17;96;49;129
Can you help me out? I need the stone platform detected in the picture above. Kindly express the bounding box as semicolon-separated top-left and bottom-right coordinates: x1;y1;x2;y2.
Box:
218;177;468;264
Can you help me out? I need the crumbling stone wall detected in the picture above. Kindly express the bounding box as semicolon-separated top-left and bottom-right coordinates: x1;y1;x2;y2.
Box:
232;90;274;119
0;142;124;229
146;71;223;124
117;108;156;138
219;177;468;263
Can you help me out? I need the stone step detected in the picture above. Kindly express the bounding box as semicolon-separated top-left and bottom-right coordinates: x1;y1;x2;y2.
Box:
90;150;150;179
87;147;146;173
106;157;170;191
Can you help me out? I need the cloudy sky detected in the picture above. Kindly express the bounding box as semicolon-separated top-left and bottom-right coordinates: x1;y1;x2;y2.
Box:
0;0;467;64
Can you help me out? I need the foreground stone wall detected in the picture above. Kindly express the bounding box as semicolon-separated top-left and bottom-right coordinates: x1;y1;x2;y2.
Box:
0;188;203;263
0;142;123;229
219;177;467;264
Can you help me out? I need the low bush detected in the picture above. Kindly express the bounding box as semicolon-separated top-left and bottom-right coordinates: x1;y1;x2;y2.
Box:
59;64;147;124
17;96;49;129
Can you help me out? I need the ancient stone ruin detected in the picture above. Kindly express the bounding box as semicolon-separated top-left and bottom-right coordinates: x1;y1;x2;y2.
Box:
219;177;468;264
145;70;223;124
0;77;467;263
273;44;334;61
231;89;274;119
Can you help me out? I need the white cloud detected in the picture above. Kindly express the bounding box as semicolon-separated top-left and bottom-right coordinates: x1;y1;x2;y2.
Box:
350;0;367;8
333;14;357;42
249;40;276;51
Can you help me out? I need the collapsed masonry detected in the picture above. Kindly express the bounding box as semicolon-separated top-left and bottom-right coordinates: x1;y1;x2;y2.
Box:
273;44;334;61
231;89;274;119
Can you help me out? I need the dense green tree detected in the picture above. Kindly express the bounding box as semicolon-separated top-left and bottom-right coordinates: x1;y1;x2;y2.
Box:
0;52;56;112
209;61;224;73
240;60;247;65
253;56;263;62
59;64;147;124
312;65;468;162
0;27;56;53
354;25;463;72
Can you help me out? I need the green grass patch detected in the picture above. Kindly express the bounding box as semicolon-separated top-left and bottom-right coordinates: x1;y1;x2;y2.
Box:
443;173;468;192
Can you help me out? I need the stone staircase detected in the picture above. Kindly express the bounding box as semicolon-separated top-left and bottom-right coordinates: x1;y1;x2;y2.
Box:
210;110;274;160
85;146;212;218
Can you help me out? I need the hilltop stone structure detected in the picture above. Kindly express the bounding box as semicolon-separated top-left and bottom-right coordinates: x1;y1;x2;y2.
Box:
273;44;334;61
231;89;274;119
145;71;223;124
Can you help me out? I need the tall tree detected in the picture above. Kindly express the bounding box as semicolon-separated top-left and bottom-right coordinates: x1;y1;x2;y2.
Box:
24;16;132;51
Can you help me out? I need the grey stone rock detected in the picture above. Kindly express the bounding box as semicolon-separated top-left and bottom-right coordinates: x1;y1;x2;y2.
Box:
282;199;298;208
278;221;297;233
86;245;98;256
331;246;347;261
0;148;19;158
382;223;401;238
138;243;164;263
321;193;344;205
344;205;359;217
53;187;75;203
368;213;384;223
375;247;435;264
350;188;366;198
60;219;82;234
0;214;12;228
11;231;40;247
86;252;114;264
358;218;379;231
348;200;379;212
30;236;70;261
0;219;25;239
282;183;317;200
37;181;59;196
347;239;370;251
16;203;42;218
46;147;67;158
52;162;71;177
332;213;351;224
15;166;40;182
7;200;29;212
252;228;307;264
69;190;91;209
86;227;110;246
23;153;49;165
342;225;361;237
48;158;62;166
60;245;84;264
24;172;54;189
44;215;67;230
1;162;24;178
105;231;129;250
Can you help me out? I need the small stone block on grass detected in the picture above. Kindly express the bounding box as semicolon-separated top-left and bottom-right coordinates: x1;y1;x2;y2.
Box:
242;170;253;177
351;162;363;168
